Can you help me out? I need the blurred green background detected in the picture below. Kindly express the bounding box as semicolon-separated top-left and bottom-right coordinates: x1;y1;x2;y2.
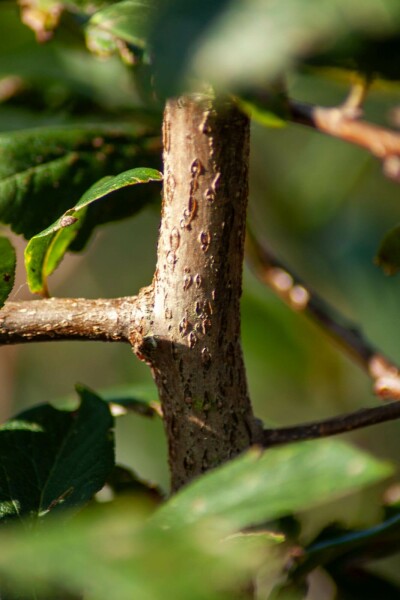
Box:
1;0;400;533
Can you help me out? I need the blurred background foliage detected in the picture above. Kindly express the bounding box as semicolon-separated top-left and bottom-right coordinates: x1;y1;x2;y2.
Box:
1;0;400;588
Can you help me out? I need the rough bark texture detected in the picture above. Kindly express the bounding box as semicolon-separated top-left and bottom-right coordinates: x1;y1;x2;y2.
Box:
0;297;139;344
134;95;262;491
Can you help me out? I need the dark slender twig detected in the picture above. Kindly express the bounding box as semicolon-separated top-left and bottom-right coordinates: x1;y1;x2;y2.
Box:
289;99;400;182
250;90;400;445
246;231;400;400
263;401;400;447
0;297;141;344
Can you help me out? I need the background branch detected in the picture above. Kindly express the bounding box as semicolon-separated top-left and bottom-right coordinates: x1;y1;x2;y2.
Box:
290;99;400;181
246;232;400;400
263;401;400;447
0;297;141;344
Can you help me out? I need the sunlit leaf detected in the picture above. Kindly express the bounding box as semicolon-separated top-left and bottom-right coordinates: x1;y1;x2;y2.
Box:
86;0;153;60
154;439;393;531
237;89;289;128
0;503;266;600
0;385;114;522
0;236;16;309
24;166;162;295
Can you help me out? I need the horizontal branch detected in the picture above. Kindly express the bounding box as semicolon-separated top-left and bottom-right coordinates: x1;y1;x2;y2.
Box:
246;232;400;400
290;100;400;181
262;400;400;447
0;297;141;345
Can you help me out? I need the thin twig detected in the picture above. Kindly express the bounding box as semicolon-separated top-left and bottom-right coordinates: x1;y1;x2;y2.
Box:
263;401;400;447
289;99;400;182
246;231;400;401
0;296;141;344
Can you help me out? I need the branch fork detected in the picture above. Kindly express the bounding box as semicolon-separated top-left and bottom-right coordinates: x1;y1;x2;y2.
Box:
3;89;400;475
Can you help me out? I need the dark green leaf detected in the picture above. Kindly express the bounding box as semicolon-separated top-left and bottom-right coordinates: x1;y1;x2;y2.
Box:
376;224;400;274
291;512;400;580
153;440;392;532
306;32;400;82
24;167;162;294
0;385;114;522
0;236;16;309
105;465;163;503
59;382;161;418
150;0;231;96
102;381;161;417
0;125;160;241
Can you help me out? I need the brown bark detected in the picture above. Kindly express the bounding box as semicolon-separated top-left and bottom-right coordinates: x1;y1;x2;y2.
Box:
132;95;262;491
0;297;139;344
263;400;400;447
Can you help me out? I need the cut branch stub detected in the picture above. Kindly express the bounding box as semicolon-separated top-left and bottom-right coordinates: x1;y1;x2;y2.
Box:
137;94;262;491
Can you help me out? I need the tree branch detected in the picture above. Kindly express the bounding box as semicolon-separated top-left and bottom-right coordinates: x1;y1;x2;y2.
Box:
142;95;262;491
0;297;142;344
290;99;400;181
246;232;400;401
263;401;400;447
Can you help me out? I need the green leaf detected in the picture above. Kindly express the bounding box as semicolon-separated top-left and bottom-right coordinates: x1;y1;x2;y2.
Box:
58;382;161;418
375;224;400;275
0;503;266;600
105;465;163;503
0;125;160;241
24;210;86;297
86;0;153;59
0;385;114;522
0;42;148;114
236;86;289;128
0;236;16;309
24;167;162;295
153;440;393;532
150;0;400;95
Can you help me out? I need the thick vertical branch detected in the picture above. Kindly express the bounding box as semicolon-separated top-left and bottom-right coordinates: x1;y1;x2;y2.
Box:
137;94;261;491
